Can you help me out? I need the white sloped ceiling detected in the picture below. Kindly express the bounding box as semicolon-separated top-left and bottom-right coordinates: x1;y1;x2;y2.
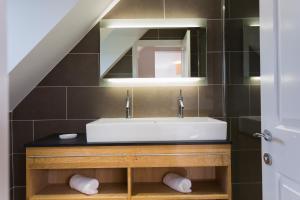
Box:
8;0;119;110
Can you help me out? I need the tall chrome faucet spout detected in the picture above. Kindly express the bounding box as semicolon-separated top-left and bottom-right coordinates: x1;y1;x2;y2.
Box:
178;89;184;118
125;90;131;118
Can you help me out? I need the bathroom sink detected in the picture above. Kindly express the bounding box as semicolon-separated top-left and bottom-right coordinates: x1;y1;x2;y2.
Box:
86;117;227;143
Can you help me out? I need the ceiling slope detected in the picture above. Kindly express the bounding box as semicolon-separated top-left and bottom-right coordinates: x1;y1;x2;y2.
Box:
9;0;119;111
7;0;79;72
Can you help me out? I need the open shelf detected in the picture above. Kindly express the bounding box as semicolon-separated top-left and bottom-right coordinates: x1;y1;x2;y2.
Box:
130;167;229;200
29;168;128;200
31;183;128;200
132;181;228;200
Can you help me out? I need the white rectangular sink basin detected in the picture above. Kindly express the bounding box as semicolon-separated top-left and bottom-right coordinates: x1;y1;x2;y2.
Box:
86;117;227;143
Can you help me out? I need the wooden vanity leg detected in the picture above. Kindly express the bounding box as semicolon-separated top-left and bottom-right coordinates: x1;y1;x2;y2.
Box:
227;165;232;200
128;168;132;200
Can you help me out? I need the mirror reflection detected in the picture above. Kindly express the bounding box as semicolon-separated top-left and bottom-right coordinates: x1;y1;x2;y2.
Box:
100;19;207;79
243;19;260;78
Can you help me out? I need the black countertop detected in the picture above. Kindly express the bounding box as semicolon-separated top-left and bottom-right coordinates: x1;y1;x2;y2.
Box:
25;133;231;147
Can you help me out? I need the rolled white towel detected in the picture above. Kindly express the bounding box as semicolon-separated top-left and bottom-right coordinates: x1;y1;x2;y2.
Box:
69;174;99;195
163;173;192;193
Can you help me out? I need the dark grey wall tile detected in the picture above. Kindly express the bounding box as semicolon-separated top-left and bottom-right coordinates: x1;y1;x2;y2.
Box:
13;187;26;200
225;19;243;51
225;0;230;18
68;87;129;119
133;87;198;117
228;52;260;84
10;188;13;200
227;85;250;117
13;155;26;186
39;54;99;86
13;88;66;120
229;0;259;18
228;52;249;84
233;183;262;200
141;29;159;40
71;23;100;53
250;85;261;116
225;52;231;84
9;121;12;154
12;121;33;153
105;55;132;78
104;0;164;19
158;28;187;39
232;150;262;182
10;155;13;188
165;0;222;19
207;53;224;84
207;20;223;52
199;85;224;117
34;120;92;140
230;118;261;150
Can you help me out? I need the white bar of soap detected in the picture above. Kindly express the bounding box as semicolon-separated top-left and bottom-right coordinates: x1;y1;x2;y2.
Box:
59;134;78;140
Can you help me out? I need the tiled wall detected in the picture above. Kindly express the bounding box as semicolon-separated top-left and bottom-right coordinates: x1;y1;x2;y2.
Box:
225;0;262;200
9;0;260;199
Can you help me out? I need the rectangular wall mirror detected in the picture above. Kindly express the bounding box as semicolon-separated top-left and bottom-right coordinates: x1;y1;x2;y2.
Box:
99;18;207;85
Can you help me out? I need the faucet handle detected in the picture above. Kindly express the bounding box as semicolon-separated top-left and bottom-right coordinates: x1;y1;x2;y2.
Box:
125;90;131;118
177;89;184;118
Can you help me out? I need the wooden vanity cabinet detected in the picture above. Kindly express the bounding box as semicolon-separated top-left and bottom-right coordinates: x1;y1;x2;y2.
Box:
26;144;231;200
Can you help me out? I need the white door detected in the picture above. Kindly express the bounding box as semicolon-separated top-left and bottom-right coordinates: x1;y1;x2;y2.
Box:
260;0;300;199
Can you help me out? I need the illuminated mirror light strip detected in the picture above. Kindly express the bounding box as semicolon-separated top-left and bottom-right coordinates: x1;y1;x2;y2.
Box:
100;18;207;28
250;76;261;84
250;76;261;81
245;17;260;27
100;78;206;87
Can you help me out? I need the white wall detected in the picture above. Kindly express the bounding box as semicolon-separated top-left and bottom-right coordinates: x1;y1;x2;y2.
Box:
9;0;119;111
0;0;9;199
7;0;79;72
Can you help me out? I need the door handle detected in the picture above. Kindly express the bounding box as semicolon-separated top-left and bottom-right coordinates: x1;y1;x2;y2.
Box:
253;129;273;142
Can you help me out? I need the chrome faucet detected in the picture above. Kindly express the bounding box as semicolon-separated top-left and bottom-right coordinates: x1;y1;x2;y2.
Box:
125;90;131;118
177;89;184;118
